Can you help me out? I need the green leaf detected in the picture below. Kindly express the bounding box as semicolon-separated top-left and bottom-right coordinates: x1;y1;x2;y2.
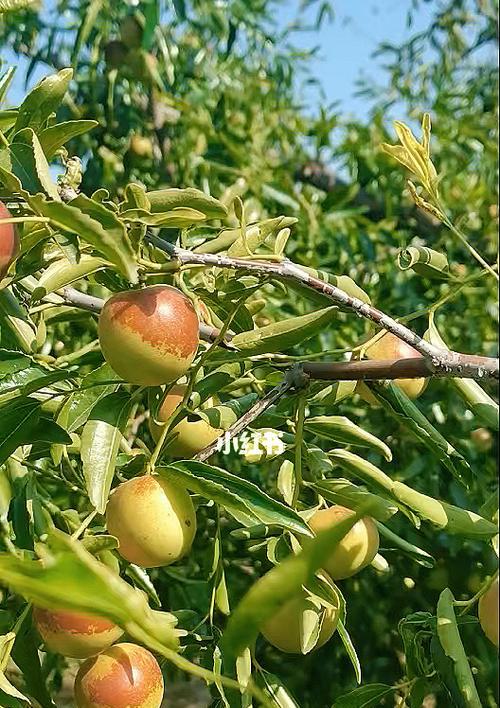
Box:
398;246;450;280
329;449;497;539
120;206;207;228
287;268;371;308
28;194;138;283
160;461;311;535
391;481;498;539
197;393;258;430
309;478;398;521
262;184;301;211
0;110;17;132
14;69;73;133
221;505;374;660
0;289;37;354
305;415;392;461
71;0;104;66
80;390;133;513
0;633;30;703
0;396;41;465
370;382;473;488
255;668;301;708
0;350;30;380
32;255;109;300
227;216;298;256
38;120;98;159
146;187;228;219
12;128;60;200
0;67;16;103
377;523;435;568
435;589;482;708
57;363;121;433
426;315;499;430
431;634;467;708
231;306;337;356
0;530;179;651
309;380;357;406
332;683;395;708
21;368;74;396
337;619;362;685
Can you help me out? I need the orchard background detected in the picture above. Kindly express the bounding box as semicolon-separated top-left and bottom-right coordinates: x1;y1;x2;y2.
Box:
0;0;498;707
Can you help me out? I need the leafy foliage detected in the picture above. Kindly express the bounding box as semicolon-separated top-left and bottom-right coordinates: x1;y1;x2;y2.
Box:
0;1;497;707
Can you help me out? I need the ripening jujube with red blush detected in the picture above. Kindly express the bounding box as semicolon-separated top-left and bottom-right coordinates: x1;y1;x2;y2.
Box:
309;505;379;580
106;474;196;567
33;607;123;659
364;330;428;399
478;576;499;647
98;285;199;386
149;384;222;457
0;201;20;280
74;642;164;708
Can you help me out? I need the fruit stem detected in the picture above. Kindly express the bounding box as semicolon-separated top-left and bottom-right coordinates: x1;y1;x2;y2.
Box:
456;569;499;615
71;509;98;540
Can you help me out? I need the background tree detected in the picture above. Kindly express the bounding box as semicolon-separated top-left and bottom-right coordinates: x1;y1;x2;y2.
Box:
0;0;498;707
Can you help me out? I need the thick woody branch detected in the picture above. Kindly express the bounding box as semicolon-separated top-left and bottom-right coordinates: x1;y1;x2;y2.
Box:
302;357;447;381
147;234;499;381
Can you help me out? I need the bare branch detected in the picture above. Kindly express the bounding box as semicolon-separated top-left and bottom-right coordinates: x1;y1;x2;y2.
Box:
146;234;499;381
195;367;307;462
303;357;437;381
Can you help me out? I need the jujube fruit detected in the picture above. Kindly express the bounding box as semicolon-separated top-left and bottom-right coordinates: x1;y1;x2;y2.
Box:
104;40;129;70
74;642;163;708
0;201;20;280
478;576;499;647
471;427;493;452
149;384;222;457
98;285;199;386
33;607;123;659
128;135;153;160
106;474;196;567
309;505;379;580
262;591;339;654
119;16;143;49
364;330;428;399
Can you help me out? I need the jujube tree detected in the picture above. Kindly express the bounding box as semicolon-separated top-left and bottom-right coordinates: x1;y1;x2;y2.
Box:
0;1;497;707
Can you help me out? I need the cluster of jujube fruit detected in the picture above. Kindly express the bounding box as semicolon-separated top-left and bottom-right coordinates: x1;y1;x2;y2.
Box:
3;205;496;707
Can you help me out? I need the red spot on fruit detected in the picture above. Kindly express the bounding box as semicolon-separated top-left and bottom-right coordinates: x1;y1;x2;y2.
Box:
74;643;164;708
34;608;117;636
104;285;198;359
0;201;20;280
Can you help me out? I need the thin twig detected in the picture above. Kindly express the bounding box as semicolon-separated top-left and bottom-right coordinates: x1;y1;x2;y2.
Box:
195;368;306;462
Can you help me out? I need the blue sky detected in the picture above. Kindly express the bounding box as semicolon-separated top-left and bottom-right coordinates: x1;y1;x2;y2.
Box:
2;0;436;117
280;0;436;117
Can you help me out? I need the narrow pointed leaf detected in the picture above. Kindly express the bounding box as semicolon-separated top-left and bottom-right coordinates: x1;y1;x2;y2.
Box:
231;306;337;355
305;415;392;461
81;391;133;513
436;589;481;708
160;461;311;535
